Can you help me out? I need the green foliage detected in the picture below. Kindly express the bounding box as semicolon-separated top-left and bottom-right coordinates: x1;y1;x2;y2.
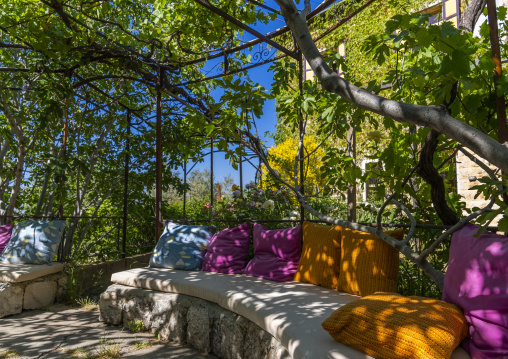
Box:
210;184;299;228
127;320;146;333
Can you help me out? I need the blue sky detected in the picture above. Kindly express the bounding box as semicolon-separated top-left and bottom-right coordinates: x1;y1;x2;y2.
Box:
187;62;277;187
182;0;327;187
183;3;285;187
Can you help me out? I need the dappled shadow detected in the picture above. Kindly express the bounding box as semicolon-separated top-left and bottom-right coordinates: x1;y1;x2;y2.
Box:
322;293;468;359
339;228;402;296
110;268;368;358
0;305;211;358
111;268;471;358
442;224;508;357
0;262;64;282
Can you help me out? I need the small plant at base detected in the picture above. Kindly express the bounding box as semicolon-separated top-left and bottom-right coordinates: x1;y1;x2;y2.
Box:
94;335;121;359
0;350;20;359
133;339;155;350
66;347;91;358
76;297;99;311
127;320;145;333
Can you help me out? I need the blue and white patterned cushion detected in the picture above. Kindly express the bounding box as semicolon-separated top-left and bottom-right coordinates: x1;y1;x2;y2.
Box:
0;220;66;265
149;222;215;271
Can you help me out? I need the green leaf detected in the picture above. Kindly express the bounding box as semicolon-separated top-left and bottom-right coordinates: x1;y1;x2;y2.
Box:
451;49;470;77
441;22;459;38
436;56;453;77
498;216;508;233
415;28;432;48
498;6;507;21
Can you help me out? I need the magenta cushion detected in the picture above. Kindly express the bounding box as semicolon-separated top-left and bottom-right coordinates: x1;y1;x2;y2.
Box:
442;223;508;359
0;223;14;254
242;223;302;282
201;222;251;274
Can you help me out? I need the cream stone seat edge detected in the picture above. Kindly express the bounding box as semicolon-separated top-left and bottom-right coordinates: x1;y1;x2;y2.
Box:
0;262;64;283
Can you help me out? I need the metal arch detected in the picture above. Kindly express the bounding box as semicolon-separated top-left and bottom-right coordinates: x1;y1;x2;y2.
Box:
193;0;298;59
182;0;337;67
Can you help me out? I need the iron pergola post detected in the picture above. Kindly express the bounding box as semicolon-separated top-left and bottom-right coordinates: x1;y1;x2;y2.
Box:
155;67;163;241
122;109;131;258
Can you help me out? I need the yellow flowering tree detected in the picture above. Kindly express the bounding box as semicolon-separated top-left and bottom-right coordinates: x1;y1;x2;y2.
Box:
261;136;325;194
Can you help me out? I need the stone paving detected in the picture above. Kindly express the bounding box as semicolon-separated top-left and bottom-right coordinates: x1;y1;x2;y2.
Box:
0;305;217;359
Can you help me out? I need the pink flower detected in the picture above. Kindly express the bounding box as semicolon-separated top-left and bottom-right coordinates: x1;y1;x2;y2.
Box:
245;181;256;189
250;201;256;206
203;202;212;210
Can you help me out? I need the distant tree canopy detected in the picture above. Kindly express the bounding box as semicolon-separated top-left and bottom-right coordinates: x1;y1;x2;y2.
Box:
261;136;325;195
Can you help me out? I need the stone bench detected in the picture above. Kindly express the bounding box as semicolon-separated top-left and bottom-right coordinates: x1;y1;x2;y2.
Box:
99;268;471;359
0;263;67;318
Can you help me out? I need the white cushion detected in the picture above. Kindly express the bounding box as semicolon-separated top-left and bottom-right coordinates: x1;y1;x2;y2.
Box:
111;268;471;359
0;262;64;283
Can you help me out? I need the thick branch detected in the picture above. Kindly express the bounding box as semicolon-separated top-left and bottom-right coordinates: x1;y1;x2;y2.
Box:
416;130;460;225
0;42;31;50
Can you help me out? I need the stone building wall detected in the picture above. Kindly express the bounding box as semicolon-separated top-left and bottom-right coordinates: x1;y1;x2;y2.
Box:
456;151;501;225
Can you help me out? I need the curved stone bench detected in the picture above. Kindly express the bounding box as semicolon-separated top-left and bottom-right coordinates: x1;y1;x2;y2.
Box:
99;267;471;359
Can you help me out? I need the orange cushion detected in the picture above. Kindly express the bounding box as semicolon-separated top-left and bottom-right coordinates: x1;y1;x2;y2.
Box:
337;228;404;296
294;221;341;289
322;292;469;359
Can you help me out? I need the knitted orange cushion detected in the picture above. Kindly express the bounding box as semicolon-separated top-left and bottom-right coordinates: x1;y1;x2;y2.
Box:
337;228;403;296
294;221;341;289
322;292;468;359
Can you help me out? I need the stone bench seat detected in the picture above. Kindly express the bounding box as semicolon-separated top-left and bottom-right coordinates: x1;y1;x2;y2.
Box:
0;263;67;317
100;268;471;359
0;262;65;282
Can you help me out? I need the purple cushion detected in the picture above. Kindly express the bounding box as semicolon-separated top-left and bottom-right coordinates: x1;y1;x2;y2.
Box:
442;223;508;359
243;223;302;282
201;223;251;274
0;224;14;254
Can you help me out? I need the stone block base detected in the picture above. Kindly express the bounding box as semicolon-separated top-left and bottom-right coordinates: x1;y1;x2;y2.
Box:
100;284;290;359
0;283;23;317
0;272;67;318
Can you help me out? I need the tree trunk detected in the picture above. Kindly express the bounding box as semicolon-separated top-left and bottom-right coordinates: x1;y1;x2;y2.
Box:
5;139;25;223
462;0;487;33
34;145;57;217
60;120;114;260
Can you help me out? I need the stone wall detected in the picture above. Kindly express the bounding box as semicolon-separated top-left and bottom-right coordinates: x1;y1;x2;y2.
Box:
456;151;501;225
100;284;290;359
73;253;151;297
